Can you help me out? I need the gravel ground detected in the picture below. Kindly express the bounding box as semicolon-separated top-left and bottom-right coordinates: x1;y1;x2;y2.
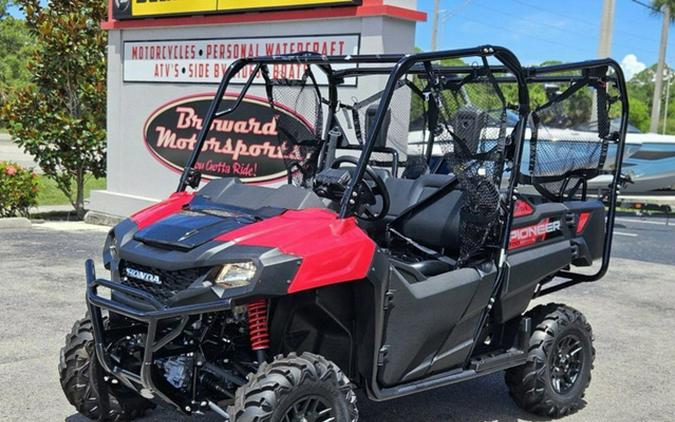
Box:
0;219;674;422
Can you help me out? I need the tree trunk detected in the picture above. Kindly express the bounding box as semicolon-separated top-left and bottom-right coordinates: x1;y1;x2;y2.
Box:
75;169;86;219
650;5;670;133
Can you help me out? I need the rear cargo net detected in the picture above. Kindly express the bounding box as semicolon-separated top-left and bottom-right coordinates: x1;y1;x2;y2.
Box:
521;67;622;201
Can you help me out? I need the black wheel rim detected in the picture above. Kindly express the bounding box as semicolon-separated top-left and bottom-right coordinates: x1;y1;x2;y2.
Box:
551;333;584;394
281;395;335;422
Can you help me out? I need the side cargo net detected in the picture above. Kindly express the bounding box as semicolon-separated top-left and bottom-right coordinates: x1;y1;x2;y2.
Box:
421;60;516;265
520;66;623;201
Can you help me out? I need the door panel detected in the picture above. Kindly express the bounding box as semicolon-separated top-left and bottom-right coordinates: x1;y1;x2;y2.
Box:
377;266;495;387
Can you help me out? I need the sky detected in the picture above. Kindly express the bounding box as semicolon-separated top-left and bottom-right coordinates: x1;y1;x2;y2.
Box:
7;0;671;81
414;0;671;80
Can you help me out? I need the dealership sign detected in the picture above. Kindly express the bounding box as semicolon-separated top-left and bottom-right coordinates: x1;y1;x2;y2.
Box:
113;0;362;20
144;94;314;183
124;34;360;84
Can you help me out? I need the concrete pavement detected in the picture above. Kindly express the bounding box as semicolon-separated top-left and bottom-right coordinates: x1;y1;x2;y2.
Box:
0;221;673;421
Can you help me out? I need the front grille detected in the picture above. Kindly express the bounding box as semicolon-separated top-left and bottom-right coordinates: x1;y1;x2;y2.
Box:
118;261;211;302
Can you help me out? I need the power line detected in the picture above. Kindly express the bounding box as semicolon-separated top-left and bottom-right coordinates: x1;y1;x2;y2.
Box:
436;0;475;49
512;0;664;45
511;0;598;27
506;0;675;64
431;0;675;64
477;0;667;60
631;0;661;13
437;0;594;53
451;13;596;54
476;1;612;42
439;0;475;20
450;0;669;60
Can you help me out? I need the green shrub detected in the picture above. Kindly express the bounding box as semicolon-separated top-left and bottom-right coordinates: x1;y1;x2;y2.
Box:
0;161;38;217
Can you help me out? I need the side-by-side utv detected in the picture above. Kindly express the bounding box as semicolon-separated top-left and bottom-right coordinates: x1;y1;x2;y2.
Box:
59;46;628;421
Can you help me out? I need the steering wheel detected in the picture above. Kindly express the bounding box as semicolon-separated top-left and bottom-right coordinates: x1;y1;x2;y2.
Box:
331;156;390;221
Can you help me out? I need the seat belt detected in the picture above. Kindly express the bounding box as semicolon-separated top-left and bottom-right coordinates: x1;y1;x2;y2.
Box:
389;228;457;268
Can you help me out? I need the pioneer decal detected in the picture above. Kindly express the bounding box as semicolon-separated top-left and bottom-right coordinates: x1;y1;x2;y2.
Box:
113;0;361;20
144;94;314;183
509;218;562;250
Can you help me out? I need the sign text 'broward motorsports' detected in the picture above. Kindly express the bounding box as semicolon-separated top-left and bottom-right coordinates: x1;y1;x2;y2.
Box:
113;0;362;20
144;94;314;183
124;35;360;85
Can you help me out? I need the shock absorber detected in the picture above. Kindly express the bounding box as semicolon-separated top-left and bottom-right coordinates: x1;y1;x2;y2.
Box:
247;298;269;363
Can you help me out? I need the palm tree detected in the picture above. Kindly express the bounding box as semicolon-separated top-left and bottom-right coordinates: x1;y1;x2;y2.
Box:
649;0;675;133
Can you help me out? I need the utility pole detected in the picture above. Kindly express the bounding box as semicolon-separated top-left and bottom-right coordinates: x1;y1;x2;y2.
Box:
595;0;615;122
650;4;671;133
431;0;440;51
597;0;616;57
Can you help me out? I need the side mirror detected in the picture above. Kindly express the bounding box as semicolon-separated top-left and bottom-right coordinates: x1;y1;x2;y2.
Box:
186;169;202;189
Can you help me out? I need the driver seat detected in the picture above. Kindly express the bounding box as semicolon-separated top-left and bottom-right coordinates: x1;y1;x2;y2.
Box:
383;174;465;276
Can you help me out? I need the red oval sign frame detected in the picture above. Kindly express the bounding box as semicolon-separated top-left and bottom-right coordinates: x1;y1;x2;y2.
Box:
143;93;315;184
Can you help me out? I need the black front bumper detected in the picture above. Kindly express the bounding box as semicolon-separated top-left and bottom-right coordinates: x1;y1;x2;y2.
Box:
85;259;233;412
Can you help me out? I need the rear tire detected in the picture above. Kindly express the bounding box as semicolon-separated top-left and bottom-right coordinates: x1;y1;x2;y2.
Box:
229;352;358;422
59;314;153;421
505;303;595;417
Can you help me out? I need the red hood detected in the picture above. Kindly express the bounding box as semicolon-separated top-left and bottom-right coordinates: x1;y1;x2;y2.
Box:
217;208;376;293
130;196;375;294
131;191;194;230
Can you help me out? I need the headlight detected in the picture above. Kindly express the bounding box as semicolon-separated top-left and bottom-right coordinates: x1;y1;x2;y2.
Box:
213;262;257;288
103;231;117;270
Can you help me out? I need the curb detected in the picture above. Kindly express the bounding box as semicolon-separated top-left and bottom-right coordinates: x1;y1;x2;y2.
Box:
30;205;76;214
0;217;32;229
84;210;124;227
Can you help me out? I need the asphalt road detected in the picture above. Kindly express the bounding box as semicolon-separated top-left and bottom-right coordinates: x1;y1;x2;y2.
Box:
612;215;675;265
0;219;674;421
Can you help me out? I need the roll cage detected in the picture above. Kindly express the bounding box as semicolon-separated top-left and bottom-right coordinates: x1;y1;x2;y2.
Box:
175;46;628;293
522;60;629;289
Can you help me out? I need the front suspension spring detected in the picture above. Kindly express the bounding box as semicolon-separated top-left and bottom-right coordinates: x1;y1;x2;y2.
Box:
247;298;270;351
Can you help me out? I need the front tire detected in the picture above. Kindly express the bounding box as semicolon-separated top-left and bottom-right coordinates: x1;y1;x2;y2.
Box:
59;314;153;421
229;352;358;422
505;303;595;417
